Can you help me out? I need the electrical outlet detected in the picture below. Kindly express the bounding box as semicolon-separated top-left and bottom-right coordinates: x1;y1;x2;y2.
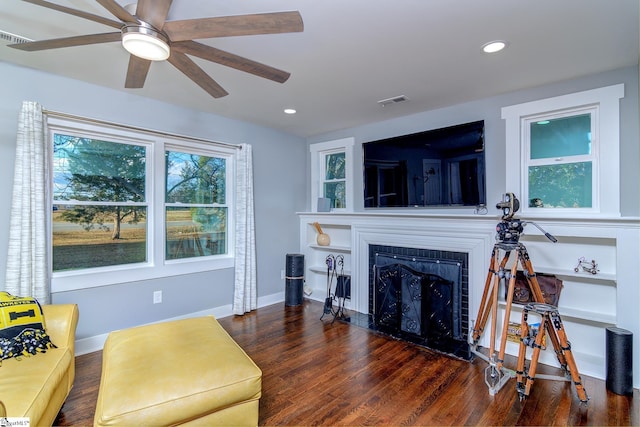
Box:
153;290;162;304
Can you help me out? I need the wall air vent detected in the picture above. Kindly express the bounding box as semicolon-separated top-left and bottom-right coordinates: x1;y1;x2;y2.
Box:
0;30;33;45
377;95;409;107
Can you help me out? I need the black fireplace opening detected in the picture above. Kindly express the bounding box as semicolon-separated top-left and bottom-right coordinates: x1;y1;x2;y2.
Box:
369;245;471;360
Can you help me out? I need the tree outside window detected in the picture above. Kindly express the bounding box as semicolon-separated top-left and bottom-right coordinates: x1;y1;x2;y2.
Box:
322;151;346;209
165;150;227;259
52;135;147;271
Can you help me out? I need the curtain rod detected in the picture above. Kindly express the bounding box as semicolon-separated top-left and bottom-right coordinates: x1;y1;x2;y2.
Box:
42;108;242;150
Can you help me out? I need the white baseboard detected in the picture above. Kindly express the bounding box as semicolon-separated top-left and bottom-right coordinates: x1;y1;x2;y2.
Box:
75;291;285;356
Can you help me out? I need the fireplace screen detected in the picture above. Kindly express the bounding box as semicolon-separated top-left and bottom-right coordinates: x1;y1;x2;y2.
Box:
371;249;470;359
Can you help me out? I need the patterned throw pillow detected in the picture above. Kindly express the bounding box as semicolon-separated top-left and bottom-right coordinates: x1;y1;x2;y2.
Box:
0;291;56;365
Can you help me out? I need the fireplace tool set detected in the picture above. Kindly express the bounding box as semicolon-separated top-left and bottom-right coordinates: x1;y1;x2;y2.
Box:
471;193;588;403
321;254;350;323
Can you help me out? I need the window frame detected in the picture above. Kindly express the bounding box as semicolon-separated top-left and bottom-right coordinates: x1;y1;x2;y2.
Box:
47;115;236;293
502;84;624;217
163;143;233;262
310;137;354;212
522;105;599;213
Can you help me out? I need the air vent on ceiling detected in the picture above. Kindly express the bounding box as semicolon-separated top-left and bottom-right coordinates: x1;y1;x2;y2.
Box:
377;95;409;107
0;30;33;45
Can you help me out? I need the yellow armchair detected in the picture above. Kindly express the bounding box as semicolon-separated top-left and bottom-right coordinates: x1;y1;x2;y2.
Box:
0;303;79;426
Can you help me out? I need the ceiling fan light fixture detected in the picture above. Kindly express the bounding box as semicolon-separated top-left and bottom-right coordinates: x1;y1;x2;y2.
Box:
122;25;170;61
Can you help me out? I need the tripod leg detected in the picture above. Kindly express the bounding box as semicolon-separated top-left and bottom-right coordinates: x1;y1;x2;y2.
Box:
549;311;589;403
519;312;547;401
473;247;502;343
488;264;502;361
542;313;569;371
497;254;519;371
515;306;529;396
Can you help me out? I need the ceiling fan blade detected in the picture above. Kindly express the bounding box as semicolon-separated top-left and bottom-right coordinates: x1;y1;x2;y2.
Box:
168;51;228;98
8;32;121;51
96;0;139;23
136;0;173;30
163;11;303;41
172;41;290;83
22;0;123;29
125;56;152;88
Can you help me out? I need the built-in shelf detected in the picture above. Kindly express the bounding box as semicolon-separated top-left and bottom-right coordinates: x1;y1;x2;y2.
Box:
498;300;616;325
308;244;351;252
544;269;616;283
310;266;352;275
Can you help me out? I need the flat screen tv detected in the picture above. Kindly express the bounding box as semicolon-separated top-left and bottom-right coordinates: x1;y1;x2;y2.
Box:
363;120;485;208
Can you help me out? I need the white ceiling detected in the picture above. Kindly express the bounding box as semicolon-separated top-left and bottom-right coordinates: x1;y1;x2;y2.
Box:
0;0;638;138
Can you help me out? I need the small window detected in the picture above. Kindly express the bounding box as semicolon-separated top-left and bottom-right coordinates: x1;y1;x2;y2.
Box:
310;137;354;212
502;84;623;217
322;151;346;209
524;108;597;210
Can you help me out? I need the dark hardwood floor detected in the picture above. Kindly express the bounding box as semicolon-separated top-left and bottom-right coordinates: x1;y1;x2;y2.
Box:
55;299;638;426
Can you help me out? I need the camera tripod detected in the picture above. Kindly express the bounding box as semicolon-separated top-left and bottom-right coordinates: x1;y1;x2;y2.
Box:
470;193;588;403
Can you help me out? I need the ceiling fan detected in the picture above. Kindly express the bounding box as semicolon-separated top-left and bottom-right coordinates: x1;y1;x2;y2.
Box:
8;0;303;98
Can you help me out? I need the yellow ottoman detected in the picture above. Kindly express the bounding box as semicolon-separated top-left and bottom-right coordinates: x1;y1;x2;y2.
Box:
94;316;262;426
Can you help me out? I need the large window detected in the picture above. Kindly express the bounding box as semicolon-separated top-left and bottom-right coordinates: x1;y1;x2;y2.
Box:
502;84;623;217
48;116;236;291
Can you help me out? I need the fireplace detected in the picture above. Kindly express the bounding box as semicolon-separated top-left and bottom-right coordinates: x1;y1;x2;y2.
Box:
368;245;471;360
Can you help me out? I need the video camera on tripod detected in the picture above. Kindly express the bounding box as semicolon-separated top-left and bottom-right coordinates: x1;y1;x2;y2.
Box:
494;193;557;245
471;194;588;403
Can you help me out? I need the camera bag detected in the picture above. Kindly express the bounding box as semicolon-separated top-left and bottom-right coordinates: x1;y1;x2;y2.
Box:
507;271;563;307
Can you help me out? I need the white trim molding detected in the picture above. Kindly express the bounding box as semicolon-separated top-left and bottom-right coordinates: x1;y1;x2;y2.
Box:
502;84;624;217
310;137;355;212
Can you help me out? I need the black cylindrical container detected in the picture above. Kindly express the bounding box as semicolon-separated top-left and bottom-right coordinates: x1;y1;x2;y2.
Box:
285;254;304;306
606;327;633;395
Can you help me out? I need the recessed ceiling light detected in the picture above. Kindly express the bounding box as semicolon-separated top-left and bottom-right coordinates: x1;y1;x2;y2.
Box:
482;40;508;54
284;108;297;114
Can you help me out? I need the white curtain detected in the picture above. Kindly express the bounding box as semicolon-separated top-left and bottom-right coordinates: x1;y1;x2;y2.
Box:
233;143;257;315
4;101;50;303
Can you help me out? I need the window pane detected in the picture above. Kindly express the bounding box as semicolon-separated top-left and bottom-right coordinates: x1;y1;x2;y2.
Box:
530;114;591;159
53;134;146;202
324;181;346;209
528;162;592;208
166;207;227;259
166;151;226;204
52;205;147;271
325;152;345;180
